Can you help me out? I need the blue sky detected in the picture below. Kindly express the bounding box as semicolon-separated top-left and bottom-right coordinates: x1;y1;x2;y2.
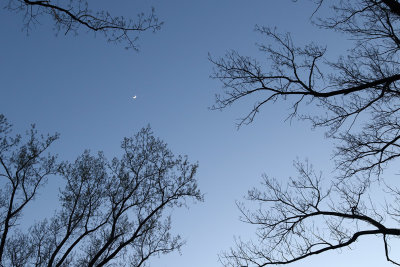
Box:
0;0;396;266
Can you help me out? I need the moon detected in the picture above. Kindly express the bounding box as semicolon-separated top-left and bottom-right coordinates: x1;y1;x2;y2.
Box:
132;95;137;99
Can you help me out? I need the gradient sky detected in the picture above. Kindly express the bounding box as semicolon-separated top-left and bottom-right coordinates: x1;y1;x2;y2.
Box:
0;0;396;266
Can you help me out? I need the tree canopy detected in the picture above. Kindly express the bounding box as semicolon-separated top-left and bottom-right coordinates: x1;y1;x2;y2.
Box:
212;0;400;266
0;116;202;267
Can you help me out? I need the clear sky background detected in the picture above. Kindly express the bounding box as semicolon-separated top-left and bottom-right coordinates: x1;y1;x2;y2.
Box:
0;0;396;266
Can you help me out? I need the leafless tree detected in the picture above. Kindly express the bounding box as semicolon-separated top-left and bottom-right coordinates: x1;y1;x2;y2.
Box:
220;161;400;266
5;0;163;49
211;0;400;179
0;117;202;267
211;0;400;266
0;114;59;265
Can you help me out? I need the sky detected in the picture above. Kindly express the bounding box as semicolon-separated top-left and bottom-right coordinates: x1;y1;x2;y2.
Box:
0;0;397;266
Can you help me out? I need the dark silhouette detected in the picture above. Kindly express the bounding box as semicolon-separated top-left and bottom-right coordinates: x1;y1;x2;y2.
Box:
0;115;59;265
211;1;400;266
0;115;202;266
5;0;162;49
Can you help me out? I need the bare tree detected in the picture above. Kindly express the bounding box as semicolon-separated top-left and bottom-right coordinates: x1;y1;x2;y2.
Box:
0;114;59;265
211;0;400;179
0;117;202;267
211;0;400;266
220;161;400;266
5;0;163;49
